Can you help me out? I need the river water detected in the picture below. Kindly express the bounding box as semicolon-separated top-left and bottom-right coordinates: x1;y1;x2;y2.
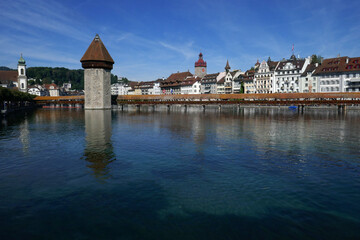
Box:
0;108;359;239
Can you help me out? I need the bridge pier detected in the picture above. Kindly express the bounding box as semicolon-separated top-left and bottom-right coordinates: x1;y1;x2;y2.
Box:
298;105;304;113
202;105;205;112
338;105;346;113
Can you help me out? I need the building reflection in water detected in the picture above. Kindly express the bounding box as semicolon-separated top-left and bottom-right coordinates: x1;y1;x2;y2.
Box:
19;116;30;154
84;110;115;180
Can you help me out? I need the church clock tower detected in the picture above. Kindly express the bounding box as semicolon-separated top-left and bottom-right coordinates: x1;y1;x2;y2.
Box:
17;54;27;92
195;52;207;78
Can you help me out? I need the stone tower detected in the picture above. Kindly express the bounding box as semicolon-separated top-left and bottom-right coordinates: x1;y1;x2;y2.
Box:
194;52;207;78
17;54;27;92
80;34;114;110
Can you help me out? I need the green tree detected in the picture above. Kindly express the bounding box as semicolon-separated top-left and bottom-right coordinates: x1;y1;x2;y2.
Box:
311;54;322;64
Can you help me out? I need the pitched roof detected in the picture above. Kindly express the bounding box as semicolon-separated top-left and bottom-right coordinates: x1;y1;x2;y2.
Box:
0;70;17;85
313;56;360;75
301;63;317;77
43;83;59;90
181;76;200;86
80;34;114;69
165;71;193;82
201;73;218;83
268;61;279;71
276;59;305;71
217;76;225;84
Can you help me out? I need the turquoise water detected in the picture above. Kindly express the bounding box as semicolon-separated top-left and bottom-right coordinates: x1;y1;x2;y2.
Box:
0;108;359;239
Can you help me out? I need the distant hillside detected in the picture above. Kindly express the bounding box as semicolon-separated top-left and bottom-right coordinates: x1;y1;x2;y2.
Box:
26;67;118;90
0;66;15;71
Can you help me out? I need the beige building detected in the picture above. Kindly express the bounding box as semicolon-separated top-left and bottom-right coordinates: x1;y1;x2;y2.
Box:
255;60;278;93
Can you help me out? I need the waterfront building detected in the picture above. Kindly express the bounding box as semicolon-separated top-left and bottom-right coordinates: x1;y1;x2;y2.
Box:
28;85;46;96
133;80;159;95
62;82;72;91
254;59;279;93
17;54;28;93
80;34;114;109
201;73;219;94
241;70;256;94
0;70;17;88
161;71;193;94
194;52;207;78
313;56;360;92
216;71;226;94
232;70;243;93
217;60;236;94
43;83;60;96
111;83;130;95
300;63;318;92
274;55;310;93
180;76;201;94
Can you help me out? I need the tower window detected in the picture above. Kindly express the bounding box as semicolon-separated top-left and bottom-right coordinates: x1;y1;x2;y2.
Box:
21;69;24;75
21;83;24;89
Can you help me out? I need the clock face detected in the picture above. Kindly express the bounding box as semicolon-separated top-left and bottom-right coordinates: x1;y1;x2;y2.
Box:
202;68;205;72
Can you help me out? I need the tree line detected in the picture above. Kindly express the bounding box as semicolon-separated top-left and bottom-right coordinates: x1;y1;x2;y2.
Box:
0;87;35;102
26;67;119;90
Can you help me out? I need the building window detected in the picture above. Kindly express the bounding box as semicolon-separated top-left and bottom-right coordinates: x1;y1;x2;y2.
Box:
21;83;24;88
21;69;24;75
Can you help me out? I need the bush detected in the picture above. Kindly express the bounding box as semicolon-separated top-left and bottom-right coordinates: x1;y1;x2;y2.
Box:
0;87;36;102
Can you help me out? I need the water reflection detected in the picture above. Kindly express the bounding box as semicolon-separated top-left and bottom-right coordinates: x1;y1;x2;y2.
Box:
84;110;115;180
19;116;30;154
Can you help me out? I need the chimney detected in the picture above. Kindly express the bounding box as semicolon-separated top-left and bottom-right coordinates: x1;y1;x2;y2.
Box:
346;58;349;64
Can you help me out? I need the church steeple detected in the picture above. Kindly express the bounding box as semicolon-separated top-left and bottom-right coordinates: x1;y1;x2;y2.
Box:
225;60;231;72
17;54;27;92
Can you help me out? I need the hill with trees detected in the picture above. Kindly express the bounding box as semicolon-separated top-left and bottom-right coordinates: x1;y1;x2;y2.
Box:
26;67;119;90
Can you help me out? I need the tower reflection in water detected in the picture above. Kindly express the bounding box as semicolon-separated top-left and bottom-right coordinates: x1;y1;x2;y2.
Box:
84;110;115;180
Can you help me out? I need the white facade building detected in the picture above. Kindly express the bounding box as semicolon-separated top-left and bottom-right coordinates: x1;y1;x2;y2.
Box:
111;83;131;95
180;77;201;94
274;55;310;93
254;60;278;93
314;56;360;92
300;63;318;93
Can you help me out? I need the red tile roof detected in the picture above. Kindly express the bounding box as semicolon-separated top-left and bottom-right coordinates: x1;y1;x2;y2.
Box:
314;56;360;75
161;71;193;88
0;70;17;84
43;83;59;90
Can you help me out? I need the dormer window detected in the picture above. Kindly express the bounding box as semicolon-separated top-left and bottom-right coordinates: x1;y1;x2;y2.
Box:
354;60;359;64
346;65;353;70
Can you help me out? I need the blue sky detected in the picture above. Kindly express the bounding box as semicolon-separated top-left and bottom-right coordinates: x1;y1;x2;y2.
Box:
0;0;359;81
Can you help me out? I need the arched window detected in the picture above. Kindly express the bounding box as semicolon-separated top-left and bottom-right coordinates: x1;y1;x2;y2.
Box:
21;69;24;75
21;83;24;89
